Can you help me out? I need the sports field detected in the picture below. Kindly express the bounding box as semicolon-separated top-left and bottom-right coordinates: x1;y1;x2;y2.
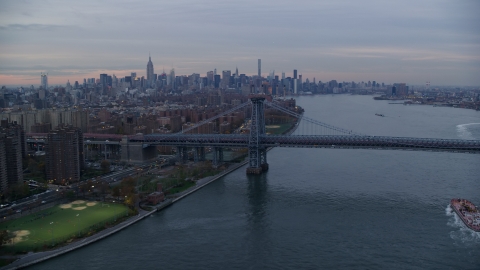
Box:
0;200;129;251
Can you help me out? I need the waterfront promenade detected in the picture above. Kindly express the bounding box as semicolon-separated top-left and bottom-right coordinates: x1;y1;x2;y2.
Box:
1;160;248;269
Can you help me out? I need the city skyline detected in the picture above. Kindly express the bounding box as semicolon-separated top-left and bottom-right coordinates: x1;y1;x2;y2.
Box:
1;0;479;86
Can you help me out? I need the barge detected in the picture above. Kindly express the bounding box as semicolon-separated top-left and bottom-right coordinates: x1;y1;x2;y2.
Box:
450;198;480;232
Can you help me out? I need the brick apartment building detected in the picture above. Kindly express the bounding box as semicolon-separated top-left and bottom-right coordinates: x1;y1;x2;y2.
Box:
45;125;84;185
0;120;25;193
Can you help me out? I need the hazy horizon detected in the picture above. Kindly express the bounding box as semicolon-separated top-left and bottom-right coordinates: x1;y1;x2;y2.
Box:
1;0;479;87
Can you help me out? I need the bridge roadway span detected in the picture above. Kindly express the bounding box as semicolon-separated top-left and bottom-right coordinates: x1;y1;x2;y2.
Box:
133;134;480;153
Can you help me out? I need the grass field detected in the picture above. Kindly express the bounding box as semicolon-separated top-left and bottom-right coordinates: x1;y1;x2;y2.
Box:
266;122;295;135
0;200;129;252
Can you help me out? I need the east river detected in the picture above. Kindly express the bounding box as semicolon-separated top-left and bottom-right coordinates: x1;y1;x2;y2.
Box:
33;95;480;269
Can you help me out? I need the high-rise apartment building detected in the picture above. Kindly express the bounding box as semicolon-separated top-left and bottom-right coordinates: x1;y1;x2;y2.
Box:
0;133;7;193
0;120;25;193
45;125;84;185
41;72;48;89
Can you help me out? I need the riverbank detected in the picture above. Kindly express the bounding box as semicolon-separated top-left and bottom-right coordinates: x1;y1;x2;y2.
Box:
1;161;249;270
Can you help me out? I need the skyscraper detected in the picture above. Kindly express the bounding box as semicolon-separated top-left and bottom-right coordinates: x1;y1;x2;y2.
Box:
258;59;261;77
221;70;231;88
147;55;154;85
293;69;297;79
169;69;175;89
41;72;48;89
100;74;108;86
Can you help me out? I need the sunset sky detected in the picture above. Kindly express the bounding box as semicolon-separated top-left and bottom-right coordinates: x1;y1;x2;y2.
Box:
1;0;479;86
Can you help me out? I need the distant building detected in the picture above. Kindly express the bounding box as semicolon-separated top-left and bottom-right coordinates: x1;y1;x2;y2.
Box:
100;74;108;87
31;123;52;133
45;125;84;185
222;70;231;88
41;72;48;89
394;83;407;96
214;75;221;88
258;59;261;77
147;55;154;86
169;115;182;133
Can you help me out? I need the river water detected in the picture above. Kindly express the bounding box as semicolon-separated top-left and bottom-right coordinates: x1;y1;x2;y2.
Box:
33;95;480;269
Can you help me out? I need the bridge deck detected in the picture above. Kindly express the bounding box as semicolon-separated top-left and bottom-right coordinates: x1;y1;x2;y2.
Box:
132;134;480;153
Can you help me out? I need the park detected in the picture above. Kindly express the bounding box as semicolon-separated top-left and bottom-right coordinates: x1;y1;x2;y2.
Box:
0;200;130;253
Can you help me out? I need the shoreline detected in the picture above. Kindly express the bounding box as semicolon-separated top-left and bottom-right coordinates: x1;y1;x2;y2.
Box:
2;160;249;270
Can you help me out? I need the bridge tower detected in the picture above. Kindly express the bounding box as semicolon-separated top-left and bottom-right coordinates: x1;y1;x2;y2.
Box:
194;147;205;162
247;96;268;174
212;147;224;167
176;146;188;164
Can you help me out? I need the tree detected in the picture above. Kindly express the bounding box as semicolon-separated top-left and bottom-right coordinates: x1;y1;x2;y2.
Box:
86;179;94;194
0;230;11;245
99;181;109;201
7;183;30;201
37;161;45;174
100;160;110;173
66;190;75;200
112;186;120;200
27;158;38;172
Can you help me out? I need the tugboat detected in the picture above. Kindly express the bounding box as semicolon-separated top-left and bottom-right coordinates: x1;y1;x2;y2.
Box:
450;199;480;232
375;113;385;117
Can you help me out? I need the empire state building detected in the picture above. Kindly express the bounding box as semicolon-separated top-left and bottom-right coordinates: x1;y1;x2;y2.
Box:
146;55;154;85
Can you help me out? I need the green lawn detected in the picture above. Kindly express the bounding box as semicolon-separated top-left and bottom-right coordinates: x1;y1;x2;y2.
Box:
0;201;129;252
266;122;296;135
168;181;196;194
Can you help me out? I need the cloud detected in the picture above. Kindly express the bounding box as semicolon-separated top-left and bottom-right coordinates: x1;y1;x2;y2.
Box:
0;24;78;31
0;0;479;85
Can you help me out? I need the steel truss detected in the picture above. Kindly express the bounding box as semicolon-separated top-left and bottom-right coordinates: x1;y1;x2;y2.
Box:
139;134;480;153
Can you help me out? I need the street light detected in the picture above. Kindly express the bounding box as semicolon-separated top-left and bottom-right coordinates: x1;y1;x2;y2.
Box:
86;140;91;161
50;221;54;246
77;214;80;235
105;140;109;160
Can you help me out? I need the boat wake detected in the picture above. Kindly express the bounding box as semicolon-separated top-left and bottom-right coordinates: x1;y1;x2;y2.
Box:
446;204;480;244
456;123;480;140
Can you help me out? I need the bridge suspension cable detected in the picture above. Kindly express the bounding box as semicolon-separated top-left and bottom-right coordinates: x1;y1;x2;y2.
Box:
265;101;364;136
